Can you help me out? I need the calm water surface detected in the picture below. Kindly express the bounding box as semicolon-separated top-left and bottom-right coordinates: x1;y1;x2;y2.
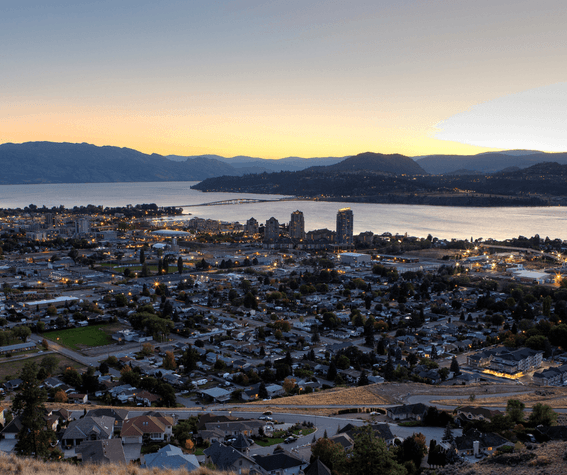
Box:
0;182;564;241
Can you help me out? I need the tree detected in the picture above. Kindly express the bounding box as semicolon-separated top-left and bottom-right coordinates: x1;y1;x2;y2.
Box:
244;291;258;309
12;325;31;342
442;423;454;444
181;345;200;372
12;362;56;458
258;382;268;399
54;389;68;403
398;432;427;470
326;361;337;381
384;355;395;381
350;426;406;475
311;438;347;473
357;370;369;386
139;248;145;264
283;377;296;394
528;403;557;427
39;355;59;376
141;342;154;356
450;356;460;375
178;256;184;274
506;399;525;424
163;351;177;370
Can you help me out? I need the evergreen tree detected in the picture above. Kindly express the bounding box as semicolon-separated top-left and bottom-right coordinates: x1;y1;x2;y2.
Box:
158;258;163;275
384;355;395;381
326;361;337;381
177;256;184;274
12;362;57;458
357;370;369;386
450;356;460;375
442;423;454;444
139;248;145;264
258;382;268;399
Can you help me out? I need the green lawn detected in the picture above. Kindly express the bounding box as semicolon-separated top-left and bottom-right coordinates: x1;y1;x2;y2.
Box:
255;437;285;447
44;324;114;350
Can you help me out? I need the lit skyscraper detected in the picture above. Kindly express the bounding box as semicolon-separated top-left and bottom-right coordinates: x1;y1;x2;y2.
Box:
289;210;305;240
336;208;353;245
264;217;280;241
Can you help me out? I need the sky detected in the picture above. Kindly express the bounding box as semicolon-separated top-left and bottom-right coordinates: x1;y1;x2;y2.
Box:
1;0;566;159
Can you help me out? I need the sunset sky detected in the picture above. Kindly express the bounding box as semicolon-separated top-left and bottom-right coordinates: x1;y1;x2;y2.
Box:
2;1;566;159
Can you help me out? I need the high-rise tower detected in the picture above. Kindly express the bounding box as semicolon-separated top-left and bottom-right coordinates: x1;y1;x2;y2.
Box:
289;210;305;240
336;208;353;245
264;217;280;241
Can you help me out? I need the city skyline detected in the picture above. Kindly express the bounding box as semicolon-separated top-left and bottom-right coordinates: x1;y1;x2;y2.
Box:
2;2;566;158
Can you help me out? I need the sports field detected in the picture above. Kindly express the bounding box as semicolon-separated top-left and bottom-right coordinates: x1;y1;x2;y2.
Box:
44;324;115;351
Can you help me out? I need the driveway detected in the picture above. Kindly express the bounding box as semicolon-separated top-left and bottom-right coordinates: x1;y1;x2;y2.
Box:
0;439;17;453
123;443;142;462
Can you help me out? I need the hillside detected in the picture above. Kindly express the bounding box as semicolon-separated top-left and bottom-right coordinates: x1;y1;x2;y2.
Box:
192;161;567;206
0;142;240;184
0;454;218;475
317;152;426;175
417;151;567;175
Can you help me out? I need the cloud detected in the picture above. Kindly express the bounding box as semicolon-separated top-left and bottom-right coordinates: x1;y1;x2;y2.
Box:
434;82;567;152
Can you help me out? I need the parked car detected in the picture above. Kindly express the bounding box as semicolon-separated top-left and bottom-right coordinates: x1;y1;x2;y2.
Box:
284;436;295;444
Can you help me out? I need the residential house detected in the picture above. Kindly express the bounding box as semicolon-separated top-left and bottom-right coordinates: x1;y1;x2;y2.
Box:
456;406;502;423
387;403;429;422
253;449;308;475
203;441;259;474
144;444;199;471
87;408;129;432
62;416;114;447
121;414;174;444
76;439;126;465
455;427;510;456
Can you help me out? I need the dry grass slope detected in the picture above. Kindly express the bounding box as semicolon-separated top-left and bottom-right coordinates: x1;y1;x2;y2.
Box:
0;454;233;475
248;384;389;406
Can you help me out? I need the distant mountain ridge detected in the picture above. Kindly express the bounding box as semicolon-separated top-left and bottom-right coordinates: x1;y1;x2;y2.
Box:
416;150;567;174
0;141;565;185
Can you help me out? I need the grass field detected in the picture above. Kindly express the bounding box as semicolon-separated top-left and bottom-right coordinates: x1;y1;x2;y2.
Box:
44;324;115;350
0;353;84;381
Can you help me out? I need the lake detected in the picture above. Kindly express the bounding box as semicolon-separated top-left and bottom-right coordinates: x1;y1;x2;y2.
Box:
0;181;564;241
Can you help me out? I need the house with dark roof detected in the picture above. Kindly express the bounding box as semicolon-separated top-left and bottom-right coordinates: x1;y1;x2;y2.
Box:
304;458;332;475
76;439;126;465
455;428;510;456
1;415;23;439
144;444;199;471
456;406;502;422
338;423;395;445
387;403;428;422
61;416;114;447
203;419;264;439
253;449;308;475
203;441;259;473
87;408;129;431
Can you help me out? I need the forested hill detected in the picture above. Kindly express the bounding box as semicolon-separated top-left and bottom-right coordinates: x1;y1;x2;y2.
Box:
192;162;567;207
305;152;427;175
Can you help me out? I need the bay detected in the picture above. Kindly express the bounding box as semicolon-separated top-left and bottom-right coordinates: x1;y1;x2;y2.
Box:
0;181;564;241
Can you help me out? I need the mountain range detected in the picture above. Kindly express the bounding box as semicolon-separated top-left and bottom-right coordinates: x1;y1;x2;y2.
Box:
0;141;566;185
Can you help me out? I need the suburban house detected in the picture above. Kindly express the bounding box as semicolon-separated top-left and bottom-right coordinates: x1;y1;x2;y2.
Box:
61;416;114;447
203;441;259;474
76;439;126;465
253;449;309;475
87;408;129;431
203;420;264;439
455;428;510;457
387;403;428;422
120;414;174;444
456;406;502;422
144;444;200;471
